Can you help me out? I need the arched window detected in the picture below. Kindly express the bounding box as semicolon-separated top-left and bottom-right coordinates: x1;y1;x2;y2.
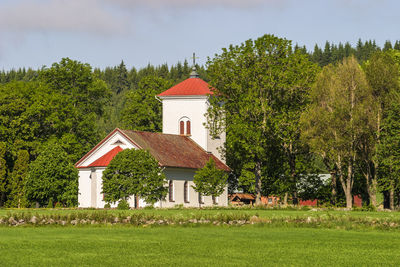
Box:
212;196;218;205
169;180;174;202
186;121;191;135
178;117;191;135
184;181;189;203
180;121;185;135
198;192;204;204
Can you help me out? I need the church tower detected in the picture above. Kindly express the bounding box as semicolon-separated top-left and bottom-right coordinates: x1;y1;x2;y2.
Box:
157;60;225;162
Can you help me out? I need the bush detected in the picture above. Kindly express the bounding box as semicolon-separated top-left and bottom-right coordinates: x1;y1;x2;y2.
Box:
55;202;63;208
47;199;53;208
117;199;130;210
104;203;111;209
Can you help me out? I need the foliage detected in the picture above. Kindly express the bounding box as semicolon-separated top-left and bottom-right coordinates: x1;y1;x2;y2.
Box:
102;149;167;205
117;199;130;210
7;150;29;208
25;141;78;207
0;142;7;205
301;56;374;209
206;34;317;203
193;158;228;198
121;76;172;132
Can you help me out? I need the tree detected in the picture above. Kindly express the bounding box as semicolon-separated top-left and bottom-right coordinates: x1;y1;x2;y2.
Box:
7;150;29;208
0;142;7;206
102;149;167;207
206;34;317;204
361;51;400;207
301;56;373;209
378;95;400;209
26;141;78;207
121;76;172;132
193;158;228;202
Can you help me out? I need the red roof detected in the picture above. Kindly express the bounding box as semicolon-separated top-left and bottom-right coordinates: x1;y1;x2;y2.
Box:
158;78;214;97
86;146;123;168
76;129;230;172
121;130;230;171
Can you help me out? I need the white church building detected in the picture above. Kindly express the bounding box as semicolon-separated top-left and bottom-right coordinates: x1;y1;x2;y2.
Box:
75;69;230;208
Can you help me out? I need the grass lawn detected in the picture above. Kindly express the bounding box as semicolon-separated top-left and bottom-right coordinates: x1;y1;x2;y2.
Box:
2;207;400;220
1;225;400;266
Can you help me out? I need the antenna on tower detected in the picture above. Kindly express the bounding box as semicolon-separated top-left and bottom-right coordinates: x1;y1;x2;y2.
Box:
190;52;199;78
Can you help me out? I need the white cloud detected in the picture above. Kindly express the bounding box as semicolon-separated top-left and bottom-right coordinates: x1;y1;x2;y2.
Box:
0;0;130;35
103;0;273;9
0;0;285;36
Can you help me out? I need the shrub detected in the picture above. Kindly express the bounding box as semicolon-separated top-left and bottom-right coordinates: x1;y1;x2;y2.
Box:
104;203;111;209
47;199;53;208
55;202;63;208
117;199;130;210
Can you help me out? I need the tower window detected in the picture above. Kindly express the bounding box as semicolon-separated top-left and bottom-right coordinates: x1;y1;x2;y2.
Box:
178;117;191;136
180;121;185;135
186;121;191;135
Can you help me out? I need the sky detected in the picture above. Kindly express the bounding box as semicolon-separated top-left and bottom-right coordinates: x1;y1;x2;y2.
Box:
0;0;399;70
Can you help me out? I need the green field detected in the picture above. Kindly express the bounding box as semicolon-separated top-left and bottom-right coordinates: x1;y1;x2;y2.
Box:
1;208;400;266
1;226;400;266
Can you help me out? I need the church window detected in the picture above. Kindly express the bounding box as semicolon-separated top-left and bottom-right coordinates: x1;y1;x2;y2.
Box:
178;117;191;135
180;121;185;135
184;181;189;203
186;121;191;135
169;180;174;202
198;192;204;204
111;139;125;146
212;196;219;205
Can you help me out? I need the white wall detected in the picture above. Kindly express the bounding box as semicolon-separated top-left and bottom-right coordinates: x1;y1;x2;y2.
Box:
79;166;228;208
78;169;91;207
162;96;208;150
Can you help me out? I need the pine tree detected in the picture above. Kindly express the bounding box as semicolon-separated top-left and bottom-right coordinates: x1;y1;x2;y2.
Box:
383;40;393;51
114;60;129;94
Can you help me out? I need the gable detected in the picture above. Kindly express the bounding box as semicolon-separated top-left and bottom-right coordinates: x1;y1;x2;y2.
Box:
75;129;139;168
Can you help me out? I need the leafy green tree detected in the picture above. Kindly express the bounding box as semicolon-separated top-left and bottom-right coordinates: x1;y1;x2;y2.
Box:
102;149;167;206
26;141;78;207
360;51;400;207
7;150;29;208
0;142;7;206
301;56;373;209
377;95;400;209
206;34;317;204
193;158;228;201
121;76;172;132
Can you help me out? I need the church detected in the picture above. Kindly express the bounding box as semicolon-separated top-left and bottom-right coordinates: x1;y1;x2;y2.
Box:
75;67;230;208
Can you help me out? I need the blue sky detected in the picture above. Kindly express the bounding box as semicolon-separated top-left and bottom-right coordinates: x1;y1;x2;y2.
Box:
0;0;399;70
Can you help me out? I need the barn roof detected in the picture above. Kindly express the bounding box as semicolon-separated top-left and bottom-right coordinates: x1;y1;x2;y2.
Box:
76;129;229;171
157;77;214;97
229;193;255;201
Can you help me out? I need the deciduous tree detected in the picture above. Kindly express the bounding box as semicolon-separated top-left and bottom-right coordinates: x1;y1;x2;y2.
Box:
193;158;228;201
102;149;167;207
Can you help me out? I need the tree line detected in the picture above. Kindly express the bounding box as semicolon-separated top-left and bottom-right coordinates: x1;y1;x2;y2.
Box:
0;37;400;208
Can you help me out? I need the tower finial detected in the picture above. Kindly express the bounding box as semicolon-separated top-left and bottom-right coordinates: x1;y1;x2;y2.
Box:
190;52;199;78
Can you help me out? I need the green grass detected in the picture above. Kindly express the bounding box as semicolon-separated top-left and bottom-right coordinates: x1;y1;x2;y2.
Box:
1;225;400;266
1;207;400;219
